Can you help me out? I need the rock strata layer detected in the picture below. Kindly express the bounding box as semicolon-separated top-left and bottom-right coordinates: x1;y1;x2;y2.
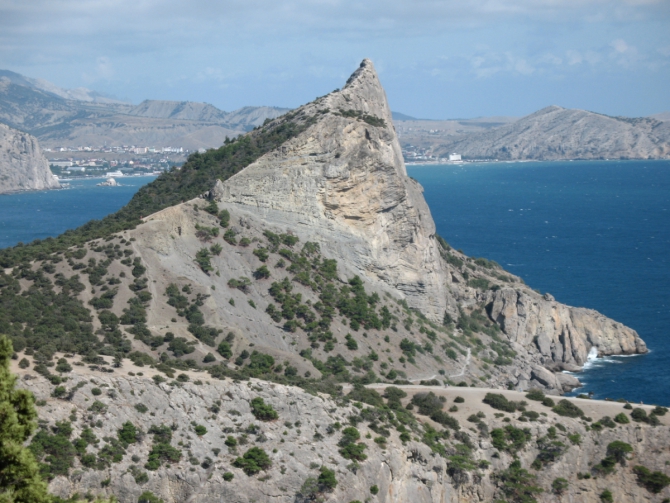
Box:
0;122;59;194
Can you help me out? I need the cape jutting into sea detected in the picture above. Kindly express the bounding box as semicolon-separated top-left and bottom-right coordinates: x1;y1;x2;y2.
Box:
1;162;668;405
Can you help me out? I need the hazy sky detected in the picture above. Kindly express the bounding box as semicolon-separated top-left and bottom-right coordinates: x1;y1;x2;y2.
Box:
1;0;668;119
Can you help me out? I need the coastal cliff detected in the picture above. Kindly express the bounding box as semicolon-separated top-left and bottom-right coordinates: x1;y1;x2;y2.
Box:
1;60;662;503
0;122;59;194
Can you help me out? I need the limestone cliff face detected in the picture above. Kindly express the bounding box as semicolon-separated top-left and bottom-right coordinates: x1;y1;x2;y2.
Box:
0;122;59;194
210;59;646;383
215;59;448;322
485;288;646;366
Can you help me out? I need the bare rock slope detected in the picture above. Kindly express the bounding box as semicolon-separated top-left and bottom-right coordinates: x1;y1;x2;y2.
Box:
427;105;670;160
0;122;60;194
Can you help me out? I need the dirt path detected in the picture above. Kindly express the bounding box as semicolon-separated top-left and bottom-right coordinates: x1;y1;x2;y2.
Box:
449;348;471;378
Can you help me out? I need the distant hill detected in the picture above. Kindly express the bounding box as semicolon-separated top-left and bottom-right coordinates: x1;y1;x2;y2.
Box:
391;111;417;121
127;100;230;122
0;69;124;104
410;106;670;160
650;111;670;122
0;70;290;149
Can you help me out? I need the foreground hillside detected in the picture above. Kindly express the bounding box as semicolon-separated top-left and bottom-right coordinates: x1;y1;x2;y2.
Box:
12;359;670;503
0;59;663;502
405;106;670;160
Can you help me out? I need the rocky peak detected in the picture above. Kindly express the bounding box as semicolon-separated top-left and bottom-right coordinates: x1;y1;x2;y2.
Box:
214;59;449;321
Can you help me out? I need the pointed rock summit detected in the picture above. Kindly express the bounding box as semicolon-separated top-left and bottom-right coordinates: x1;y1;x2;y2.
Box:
134;58;644;391
213;59;449;321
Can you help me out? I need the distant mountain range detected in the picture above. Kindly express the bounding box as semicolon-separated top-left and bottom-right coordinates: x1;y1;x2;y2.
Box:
0;70;289;150
1;69;669;158
397;106;670;160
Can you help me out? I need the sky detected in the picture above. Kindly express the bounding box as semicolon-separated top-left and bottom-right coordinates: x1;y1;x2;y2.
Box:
0;0;669;119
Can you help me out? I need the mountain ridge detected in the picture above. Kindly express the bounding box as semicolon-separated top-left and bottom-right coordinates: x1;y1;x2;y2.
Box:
400;105;670;160
0;70;289;149
0;59;663;503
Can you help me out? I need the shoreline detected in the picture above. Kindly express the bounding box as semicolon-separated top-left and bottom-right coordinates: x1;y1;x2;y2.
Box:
405;158;670;166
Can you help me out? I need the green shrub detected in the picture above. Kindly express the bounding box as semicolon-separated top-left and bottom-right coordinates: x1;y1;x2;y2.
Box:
525;389;545;401
494;459;543;502
454;396;465;403
552;399;584;418
541;397;555;407
223;471;234;481
138;491;164;503
253;265;271;279
195;248;213;273
250;397;278;421
633;465;670;493
600;489;613;502
411;392;444;416
217;341;232;359
607;441;633;465
219;210;230;228
483;393;521;413
430;410;460;431
652;406;668;416
631;408;649;422
613;412;630;424
118;421;138;445
347;386;384;408
370;485;379;495
552;477;569;495
253;248;269;262
194;425;207;436
233;447;272;475
317;466;338;490
490;425;531;454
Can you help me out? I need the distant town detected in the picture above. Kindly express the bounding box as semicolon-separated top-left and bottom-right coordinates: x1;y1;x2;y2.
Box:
402;144;463;164
44;145;199;178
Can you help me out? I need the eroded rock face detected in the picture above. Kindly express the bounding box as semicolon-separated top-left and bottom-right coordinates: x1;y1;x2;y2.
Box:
209;59;647;386
214;59;449;322
485;288;647;367
0;122;60;194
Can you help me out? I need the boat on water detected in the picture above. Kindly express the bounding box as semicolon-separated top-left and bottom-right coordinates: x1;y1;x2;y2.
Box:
106;171;124;177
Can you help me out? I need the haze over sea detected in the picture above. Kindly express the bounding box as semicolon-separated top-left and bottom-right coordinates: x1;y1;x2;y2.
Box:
1;163;668;405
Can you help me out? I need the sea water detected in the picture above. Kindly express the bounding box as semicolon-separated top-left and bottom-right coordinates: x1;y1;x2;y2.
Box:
408;160;670;406
0;176;156;249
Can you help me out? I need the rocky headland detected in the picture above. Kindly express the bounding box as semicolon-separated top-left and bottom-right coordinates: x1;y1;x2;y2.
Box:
2;60;666;503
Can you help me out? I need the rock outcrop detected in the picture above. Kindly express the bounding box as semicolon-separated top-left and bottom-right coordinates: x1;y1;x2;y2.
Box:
206;59;646;384
485;288;647;365
214;59;449;322
0;122;59;194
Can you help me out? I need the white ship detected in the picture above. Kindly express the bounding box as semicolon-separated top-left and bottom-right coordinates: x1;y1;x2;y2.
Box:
106;171;124;177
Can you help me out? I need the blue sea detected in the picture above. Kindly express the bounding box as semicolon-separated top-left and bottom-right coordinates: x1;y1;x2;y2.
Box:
1;164;669;405
408;160;670;406
0;176;156;248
